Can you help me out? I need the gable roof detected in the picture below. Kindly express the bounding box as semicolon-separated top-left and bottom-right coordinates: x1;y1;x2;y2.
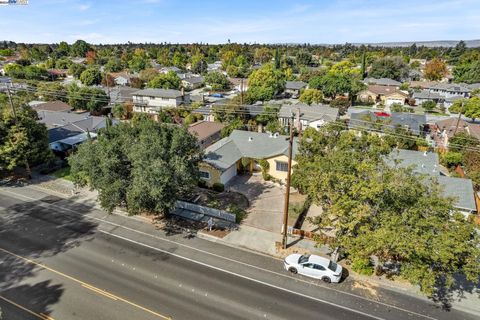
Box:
362;85;404;96
435;118;480;139
279;104;338;122
386;149;476;212
364;77;401;87
132;88;185;99
31;100;72;112
188;121;224;141
428;83;471;93
285;81;307;90
412;90;443;100
182;76;204;85
350;111;426;135
204;130;298;170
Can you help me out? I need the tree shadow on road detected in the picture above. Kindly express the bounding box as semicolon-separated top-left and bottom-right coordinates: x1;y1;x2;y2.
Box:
431;274;480;311
0;195;98;318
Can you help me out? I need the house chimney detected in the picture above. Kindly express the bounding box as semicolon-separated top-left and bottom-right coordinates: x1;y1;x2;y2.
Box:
248;137;253;142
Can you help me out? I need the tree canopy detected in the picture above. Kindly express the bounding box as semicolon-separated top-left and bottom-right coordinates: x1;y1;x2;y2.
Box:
69;118;201;215
147;71;181;90
204;71;231;91
292;124;480;297
369;56;409;81
246;63;285;102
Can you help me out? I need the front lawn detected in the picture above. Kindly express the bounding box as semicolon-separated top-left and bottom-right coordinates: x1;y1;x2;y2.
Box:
52;166;74;181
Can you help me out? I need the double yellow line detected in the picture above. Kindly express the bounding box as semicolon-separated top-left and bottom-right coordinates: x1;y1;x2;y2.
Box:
0;295;54;320
0;247;172;319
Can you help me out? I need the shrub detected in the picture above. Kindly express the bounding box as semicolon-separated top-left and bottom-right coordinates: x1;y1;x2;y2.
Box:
198;179;207;188
227;204;247;223
441;152;463;168
351;257;374;276
212;182;225;192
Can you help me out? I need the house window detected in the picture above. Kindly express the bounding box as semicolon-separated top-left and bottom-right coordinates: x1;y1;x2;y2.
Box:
199;170;210;180
276;161;288;172
161;97;169;101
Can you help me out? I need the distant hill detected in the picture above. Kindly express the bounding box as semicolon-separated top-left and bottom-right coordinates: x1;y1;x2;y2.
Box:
352;40;480;48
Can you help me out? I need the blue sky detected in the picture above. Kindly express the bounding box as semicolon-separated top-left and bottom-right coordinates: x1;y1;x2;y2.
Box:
0;0;479;44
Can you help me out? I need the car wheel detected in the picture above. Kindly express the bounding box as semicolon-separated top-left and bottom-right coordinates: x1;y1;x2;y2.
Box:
322;276;332;283
288;267;298;274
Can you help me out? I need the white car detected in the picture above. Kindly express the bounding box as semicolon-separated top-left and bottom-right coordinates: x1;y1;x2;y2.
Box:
284;254;343;283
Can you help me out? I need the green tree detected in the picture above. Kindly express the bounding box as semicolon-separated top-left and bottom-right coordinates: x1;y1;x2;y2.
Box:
220;118;244;138
104;58;124;73
369;56;410;81
299;88;323;105
274;48;281;70
421;100;437;112
453;61;480;84
254;48;273;64
292;124;480;297
0;104;52;173
147;71;181;90
190;53;208;74
67;83;109;112
36;82;67;102
71;40;91;57
296;51;313;67
69;118;201;215
246;63;285;102
69;63;87;79
112;103;128;119
204;72;231;91
450;97;480;121
80;67;102;86
139;68;159;83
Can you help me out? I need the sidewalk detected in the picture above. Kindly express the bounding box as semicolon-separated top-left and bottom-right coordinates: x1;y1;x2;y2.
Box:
22;175;480;317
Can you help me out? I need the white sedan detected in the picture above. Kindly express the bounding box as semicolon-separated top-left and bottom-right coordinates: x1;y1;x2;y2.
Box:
284;254;343;283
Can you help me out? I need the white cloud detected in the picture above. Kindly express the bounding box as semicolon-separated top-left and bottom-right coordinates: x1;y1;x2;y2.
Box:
77;3;91;11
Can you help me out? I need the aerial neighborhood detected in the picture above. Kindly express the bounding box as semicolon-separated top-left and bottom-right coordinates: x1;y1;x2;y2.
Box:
1;35;480;319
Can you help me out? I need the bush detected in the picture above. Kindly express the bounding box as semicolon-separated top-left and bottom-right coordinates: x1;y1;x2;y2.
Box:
197;179;207;188
441;152;463;168
351;257;374;276
227;204;247;223
212;182;225;192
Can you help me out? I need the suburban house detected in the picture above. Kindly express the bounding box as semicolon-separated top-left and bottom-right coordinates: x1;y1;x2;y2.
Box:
107;86;137;105
110;72;135;86
349;110;427;135
132;88;190;114
207;61;222;72
182;76;204;90
159;66;182;75
193;104;215;122
428;118;480;149
30;100;72;113
363;77;401;87
285;81;307;97
200;130;298;187
358;85;408;106
427;83;471;98
187;121;225;149
279;104;339;130
386;149;477;216
36;110;114;153
47;69;69;80
412;90;443;106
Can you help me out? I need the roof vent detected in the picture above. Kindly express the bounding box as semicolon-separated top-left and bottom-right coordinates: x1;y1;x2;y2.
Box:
423;151;428;156
248;137;253;142
421;164;425;169
273;132;279;138
267;131;273;138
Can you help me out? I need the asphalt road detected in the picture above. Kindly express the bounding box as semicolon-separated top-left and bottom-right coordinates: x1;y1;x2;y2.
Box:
0;187;477;320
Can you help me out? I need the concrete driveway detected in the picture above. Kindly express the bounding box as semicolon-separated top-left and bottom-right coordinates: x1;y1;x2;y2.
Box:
229;173;285;233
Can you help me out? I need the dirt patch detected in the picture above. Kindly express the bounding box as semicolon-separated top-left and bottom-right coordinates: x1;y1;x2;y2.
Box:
200;229;229;238
184;187;249;211
275;241;312;258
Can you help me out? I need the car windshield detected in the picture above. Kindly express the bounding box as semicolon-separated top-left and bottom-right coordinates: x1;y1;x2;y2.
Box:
328;261;338;272
298;254;310;264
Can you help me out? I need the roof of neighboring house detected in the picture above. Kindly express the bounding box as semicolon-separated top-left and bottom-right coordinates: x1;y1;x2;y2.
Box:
409;81;439;89
204;130;298;170
47;69;69;76
386;149;476;212
428;83;471;93
37;110;92;129
110;72;135;80
279;104;338;122
412;90;443;100
31;100;72;112
349;111;426;135
188;121;224;141
285;81;307;90
160;66;182;73
444;95;464;103
108;87;137;104
55;132;97;146
435;118;480;139
132;88;185;99
182;76;204;85
193;104;212;116
364;78;401;87
361;85;405;96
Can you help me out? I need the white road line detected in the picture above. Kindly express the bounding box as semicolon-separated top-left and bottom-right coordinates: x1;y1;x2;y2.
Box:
98;229;386;320
0;188;438;320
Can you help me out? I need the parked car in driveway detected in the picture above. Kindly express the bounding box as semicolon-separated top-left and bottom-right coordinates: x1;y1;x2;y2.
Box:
284;254;343;283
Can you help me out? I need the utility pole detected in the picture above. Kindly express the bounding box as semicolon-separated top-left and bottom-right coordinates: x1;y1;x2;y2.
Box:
281;113;295;249
240;78;244;105
6;81;17;121
453;101;464;136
